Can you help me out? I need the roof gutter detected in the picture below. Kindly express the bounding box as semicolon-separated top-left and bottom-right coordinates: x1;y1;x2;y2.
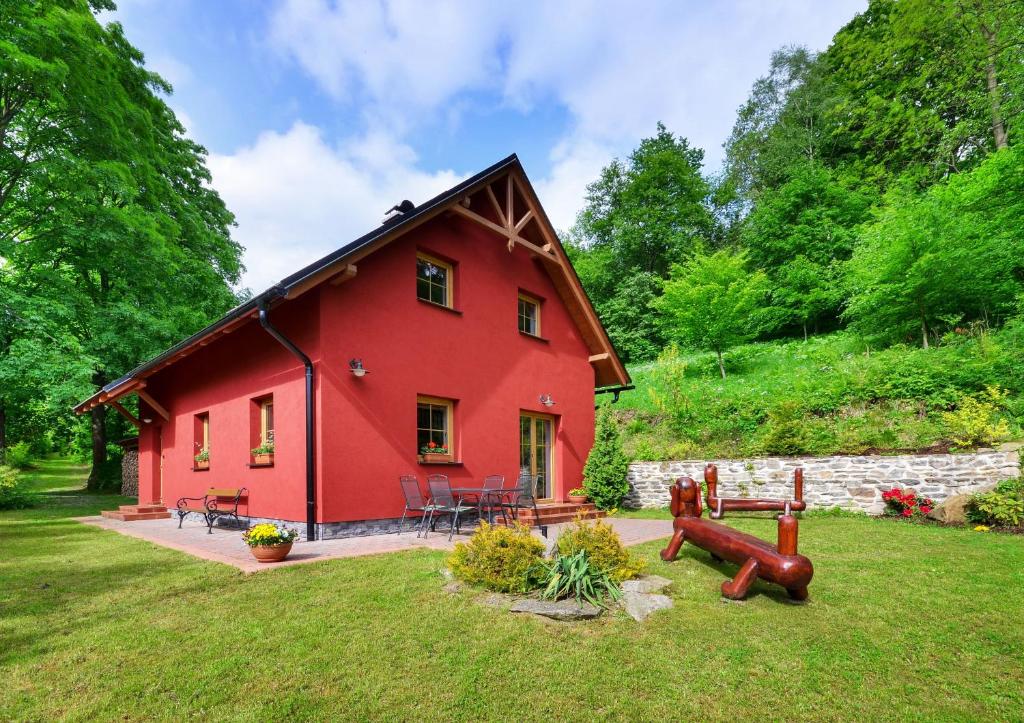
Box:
595;384;634;405
258;292;317;541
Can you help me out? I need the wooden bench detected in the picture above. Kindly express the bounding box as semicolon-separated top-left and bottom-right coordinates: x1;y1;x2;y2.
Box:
660;476;813;601
705;463;807;518
176;488;248;534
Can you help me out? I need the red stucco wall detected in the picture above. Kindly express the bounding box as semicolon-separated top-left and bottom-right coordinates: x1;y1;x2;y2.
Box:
136;214;596;524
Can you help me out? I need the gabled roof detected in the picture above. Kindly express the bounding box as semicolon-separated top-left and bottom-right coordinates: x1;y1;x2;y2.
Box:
75;154;630;415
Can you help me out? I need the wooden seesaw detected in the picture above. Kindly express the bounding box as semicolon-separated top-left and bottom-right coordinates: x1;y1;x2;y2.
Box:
705;463;806;518
660;476;814;601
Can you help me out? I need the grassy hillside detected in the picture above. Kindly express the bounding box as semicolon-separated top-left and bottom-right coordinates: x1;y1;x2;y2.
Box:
616;322;1024;460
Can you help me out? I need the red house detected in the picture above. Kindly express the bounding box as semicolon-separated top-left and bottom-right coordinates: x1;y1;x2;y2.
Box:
75;155;631;539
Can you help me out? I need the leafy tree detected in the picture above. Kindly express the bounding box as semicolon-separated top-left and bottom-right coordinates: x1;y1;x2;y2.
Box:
845;147;1024;347
725;46;835;204
575;123;714;277
656;249;771;378
0;1;242;484
596;272;664;363
582;405;631;511
824;0;1024;185
741;163;872;338
569;123;716;360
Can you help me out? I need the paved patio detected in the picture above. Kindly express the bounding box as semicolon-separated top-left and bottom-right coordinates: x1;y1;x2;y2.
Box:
76;514;673;573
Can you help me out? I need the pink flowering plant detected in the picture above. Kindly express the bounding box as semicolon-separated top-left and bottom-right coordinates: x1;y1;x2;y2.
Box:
882;487;934;519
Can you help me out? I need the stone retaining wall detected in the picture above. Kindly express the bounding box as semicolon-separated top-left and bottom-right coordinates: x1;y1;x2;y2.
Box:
121;449;139;497
626;447;1021;514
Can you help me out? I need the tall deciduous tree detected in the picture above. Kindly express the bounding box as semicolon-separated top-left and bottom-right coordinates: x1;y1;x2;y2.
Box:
656;250;771;378
0;1;243;485
845;146;1024;347
568;123;715;362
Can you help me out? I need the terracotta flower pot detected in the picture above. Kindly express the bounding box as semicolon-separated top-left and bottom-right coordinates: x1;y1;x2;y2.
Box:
421;453;452;464
253;453;274;466
249;541;293;563
194;459;209;470
568;495;588;504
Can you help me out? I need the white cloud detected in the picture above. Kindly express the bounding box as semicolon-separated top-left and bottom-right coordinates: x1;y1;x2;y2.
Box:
268;0;865;233
208;122;461;292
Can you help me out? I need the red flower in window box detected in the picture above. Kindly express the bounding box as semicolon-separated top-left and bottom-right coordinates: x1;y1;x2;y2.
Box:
419;442;451;463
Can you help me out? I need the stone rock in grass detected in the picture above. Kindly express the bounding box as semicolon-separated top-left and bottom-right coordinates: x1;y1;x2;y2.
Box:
622;592;673;622
621;575;672;594
927;489;991;524
443;581;464;594
509;599;602;621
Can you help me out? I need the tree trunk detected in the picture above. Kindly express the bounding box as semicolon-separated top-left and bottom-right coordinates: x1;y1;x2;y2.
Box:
716;348;726;379
982;24;1009;150
803;323;808;343
921;314;930;350
87;373;107;490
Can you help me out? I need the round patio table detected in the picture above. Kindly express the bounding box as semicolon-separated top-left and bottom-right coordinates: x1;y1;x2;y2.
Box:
450;486;524;524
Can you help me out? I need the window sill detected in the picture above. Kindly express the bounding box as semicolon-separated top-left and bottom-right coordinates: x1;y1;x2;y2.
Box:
417;460;464;466
248;462;274;469
417;298;462;315
519;331;549;343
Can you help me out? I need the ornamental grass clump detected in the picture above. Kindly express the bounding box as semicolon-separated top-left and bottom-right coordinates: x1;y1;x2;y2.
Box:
242;523;299;547
535;550;622;607
555;517;645;582
448;522;546;593
882;488;933;519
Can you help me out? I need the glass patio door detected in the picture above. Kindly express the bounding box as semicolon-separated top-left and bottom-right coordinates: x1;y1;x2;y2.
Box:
520;413;554;499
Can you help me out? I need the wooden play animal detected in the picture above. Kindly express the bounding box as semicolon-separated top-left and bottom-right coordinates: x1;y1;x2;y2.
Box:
660;476;813;601
705;464;806;518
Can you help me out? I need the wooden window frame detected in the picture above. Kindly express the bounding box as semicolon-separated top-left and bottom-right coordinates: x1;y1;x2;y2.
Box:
416;252;454;309
417;395;454;463
259;399;274;447
517;292;542;337
194;412;210;471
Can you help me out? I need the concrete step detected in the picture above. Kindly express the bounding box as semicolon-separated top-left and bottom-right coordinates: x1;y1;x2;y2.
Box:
118;504;169;514
101;510;172;521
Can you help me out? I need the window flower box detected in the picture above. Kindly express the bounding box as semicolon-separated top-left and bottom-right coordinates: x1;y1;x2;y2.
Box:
419;452;453;464
251;442;275;467
194;459;209;470
419;442;451;464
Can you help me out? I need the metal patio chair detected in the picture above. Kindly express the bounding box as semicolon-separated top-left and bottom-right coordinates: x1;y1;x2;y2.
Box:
476;474;505;523
424;474;476;541
397;475;429;535
500;473;547;537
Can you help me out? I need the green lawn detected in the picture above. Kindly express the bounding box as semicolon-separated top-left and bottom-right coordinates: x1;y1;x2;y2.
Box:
2;460;1023;720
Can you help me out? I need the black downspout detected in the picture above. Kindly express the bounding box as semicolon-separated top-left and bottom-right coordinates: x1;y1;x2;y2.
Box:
258;297;317;541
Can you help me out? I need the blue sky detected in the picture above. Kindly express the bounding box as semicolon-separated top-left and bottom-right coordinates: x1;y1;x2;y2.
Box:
109;0;865;292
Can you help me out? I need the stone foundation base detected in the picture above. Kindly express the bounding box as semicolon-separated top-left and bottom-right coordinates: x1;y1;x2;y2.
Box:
209;513;410;541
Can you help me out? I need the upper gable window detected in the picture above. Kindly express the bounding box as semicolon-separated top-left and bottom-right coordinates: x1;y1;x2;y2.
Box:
518;293;541;336
416;253;453;308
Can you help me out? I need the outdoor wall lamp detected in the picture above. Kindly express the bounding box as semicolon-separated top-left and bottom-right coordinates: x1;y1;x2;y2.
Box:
539;394;555;407
348;358;369;377
142;417;153;424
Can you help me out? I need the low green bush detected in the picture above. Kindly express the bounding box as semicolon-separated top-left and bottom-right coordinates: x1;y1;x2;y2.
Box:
555;517;645;582
940;386;1011;448
967;479;1024;528
447;522;545;593
0;465;37;510
4;442;33;470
